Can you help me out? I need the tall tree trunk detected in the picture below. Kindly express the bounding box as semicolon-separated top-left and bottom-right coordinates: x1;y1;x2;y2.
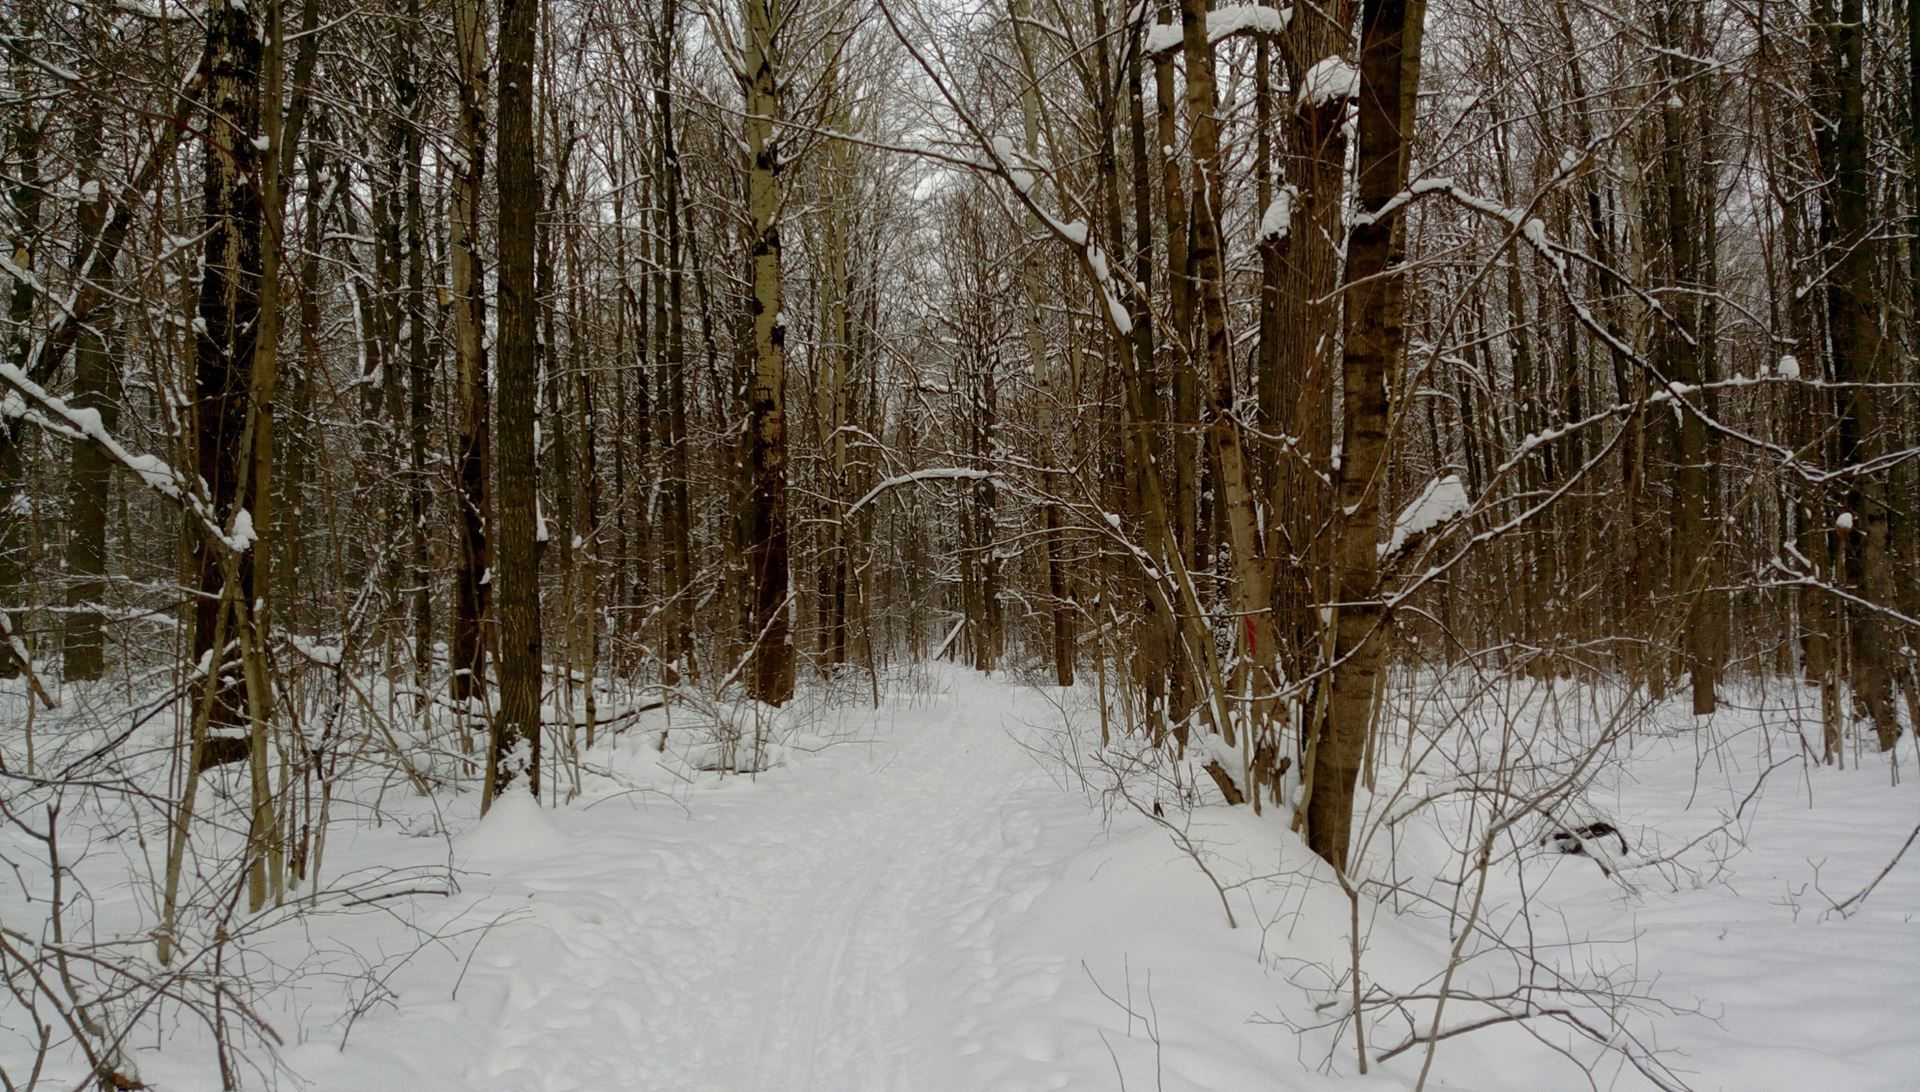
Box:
1818;0;1900;748
401;0;433;701
655;0;694;676
744;0;794;704
190;0;265;743
1012;0;1073;686
1305;0;1426;870
450;0;494;711
0;36;43;680
1182;0;1278;760
1155;7;1197;579
62;102;113;681
1125;21;1167;708
492;0;544;801
1253;31;1281;491
1273;2;1352;691
1656;0;1718;714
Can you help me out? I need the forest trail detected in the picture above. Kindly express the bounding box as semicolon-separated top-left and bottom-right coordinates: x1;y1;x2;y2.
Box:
349;669;1110;1092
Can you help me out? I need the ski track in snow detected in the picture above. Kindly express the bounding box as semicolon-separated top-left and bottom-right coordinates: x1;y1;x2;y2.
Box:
315;672;1097;1092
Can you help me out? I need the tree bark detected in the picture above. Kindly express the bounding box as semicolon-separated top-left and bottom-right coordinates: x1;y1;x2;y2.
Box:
401;0;433;700
744;0;794;704
656;0;694;676
1;34;43;680
190;0;265;742
492;0;545;801
1817;0;1900;748
1655;0;1718;714
1182;0;1279;759
62;100;113;681
1011;0;1073;686
1305;0;1426;870
450;0;494;711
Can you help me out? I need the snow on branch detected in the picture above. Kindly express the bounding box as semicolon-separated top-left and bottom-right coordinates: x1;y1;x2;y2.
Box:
974;137;1134;336
1766;557;1920;633
1381;474;1468;559
1142;4;1291;57
874;0;1145;345
0;363;253;553
1377;174;1887;486
844;468;998;520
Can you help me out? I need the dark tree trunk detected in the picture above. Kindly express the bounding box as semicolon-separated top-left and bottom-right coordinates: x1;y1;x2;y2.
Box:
1306;0;1426;870
492;0;545;800
190;0;266;740
63;103;114;681
450;0;494;708
744;0;794;704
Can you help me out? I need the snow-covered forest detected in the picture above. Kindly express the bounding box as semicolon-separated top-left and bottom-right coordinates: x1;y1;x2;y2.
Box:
3;0;1918;1088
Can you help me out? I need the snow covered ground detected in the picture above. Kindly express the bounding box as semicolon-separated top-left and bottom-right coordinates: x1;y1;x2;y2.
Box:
5;665;1918;1090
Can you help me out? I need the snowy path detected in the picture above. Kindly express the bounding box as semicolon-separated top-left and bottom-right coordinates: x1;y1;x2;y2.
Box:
53;671;1920;1091
284;670;1150;1092
580;675;1080;1091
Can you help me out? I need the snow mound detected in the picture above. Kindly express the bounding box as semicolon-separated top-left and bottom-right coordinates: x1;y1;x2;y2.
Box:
463;788;566;860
